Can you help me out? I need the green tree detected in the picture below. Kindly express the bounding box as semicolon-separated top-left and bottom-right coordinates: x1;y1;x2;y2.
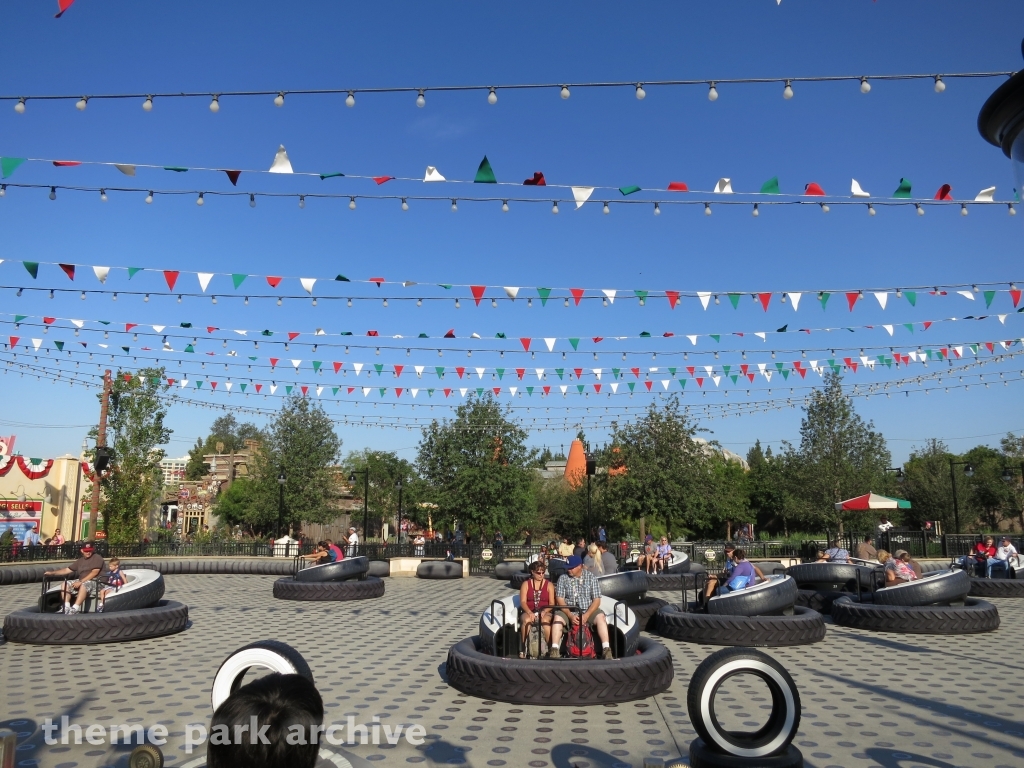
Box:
416;393;535;539
249;396;342;534
901;439;957;531
213;477;257;529
1001;432;1024;529
342;449;421;538
91;368;172;543
781;371;892;534
962;445;1013;531
185;414;261;480
746;442;793;536
603;397;716;537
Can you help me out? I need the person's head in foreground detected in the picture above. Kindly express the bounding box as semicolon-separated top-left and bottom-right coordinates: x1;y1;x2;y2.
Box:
207;673;324;768
876;549;891;564
566;555;584;574
529;560;545;577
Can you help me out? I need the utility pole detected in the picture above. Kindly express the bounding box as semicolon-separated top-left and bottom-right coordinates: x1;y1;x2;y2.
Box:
87;370;112;542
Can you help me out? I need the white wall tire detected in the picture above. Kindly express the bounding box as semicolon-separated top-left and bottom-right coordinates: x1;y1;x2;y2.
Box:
211;640;314;712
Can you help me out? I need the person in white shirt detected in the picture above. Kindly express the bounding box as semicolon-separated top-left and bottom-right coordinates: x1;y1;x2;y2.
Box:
346;527;360;557
877;516;895;534
22;524;40;547
989;536;1020;578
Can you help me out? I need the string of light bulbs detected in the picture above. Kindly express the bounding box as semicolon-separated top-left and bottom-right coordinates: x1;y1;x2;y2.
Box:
2;69;1009;113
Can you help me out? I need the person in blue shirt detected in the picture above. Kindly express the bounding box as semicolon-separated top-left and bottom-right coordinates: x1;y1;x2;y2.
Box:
704;549;765;603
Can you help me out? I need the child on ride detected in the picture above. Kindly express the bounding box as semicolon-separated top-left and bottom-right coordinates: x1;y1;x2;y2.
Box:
97;557;126;613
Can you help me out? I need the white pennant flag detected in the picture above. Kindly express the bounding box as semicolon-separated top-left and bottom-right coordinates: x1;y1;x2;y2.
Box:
316;386;323;396
953;346;963;358
271;384;279;394
411;389;419;398
471;333;481;339
610;382;619;393
114;164;136;176
592;368;602;380
234;329;248;335
269;145;293;174
957;290;974;300
291;360;302;369
713;178;733;194
315;329;325;335
998;314;1007;324
697;292;712;310
225;382;233;391
476;367;485;379
71;319;85;328
851;179;871;197
687;335;698;345
504;287;520;300
353;363;364;375
151;324;164;332
712;375;721;387
757;363;767;373
754;332;766;341
180;379;189;388
544;338;556;352
32;338;41;350
414;366;424;377
362;387;371;396
789;292;802;311
602;289;616;304
974;186;996;202
424;166;445;182
764;370;773;381
883;324;894;336
661;380;670;390
198;273;214;292
704;365;714;375
572;187;595;208
535;368;545;379
509;386;517;396
559;385;568;395
459;388;467;397
874;292;889;309
93;266;110;283
300;278;316;295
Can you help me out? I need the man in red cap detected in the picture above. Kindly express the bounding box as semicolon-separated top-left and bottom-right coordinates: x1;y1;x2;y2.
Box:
44;542;106;614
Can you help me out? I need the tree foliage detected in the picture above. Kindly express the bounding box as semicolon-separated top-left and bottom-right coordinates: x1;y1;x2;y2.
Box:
185;414;261;480
91;368;172;543
341;449;422;537
416;393;535;537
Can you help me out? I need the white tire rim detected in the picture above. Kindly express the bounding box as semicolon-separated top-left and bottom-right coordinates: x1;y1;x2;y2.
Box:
211;647;308;711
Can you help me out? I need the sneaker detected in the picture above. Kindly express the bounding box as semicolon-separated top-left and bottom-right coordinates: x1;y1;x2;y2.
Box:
548;647;561;659
95;605;104;613
602;647;614;660
68;606;80;615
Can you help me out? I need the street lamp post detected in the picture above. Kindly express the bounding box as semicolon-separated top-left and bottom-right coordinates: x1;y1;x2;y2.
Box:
948;460;974;535
585;453;596;541
349;469;369;552
276;472;286;541
395;479;404;550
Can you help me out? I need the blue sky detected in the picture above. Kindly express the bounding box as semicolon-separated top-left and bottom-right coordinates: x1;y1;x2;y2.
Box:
1;0;1022;465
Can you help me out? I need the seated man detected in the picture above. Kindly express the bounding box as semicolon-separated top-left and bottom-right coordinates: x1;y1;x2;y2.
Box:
818;539;850;564
549;555;614;660
43;542;106;614
704;549;764;602
325;539;344;562
597;541;618;575
989;536;1019;578
856;535;877;562
207;673;323;768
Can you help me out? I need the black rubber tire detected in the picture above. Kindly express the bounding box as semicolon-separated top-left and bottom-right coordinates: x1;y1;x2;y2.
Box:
273;576;385;601
689;739;803;768
211;639;314;711
646;573;699;592
128;744;165;768
873;569;969;607
0;564;52;585
416;560;463;579
367;560;390;577
628;597;668;631
445;635;673;705
509;572;530;589
597;570;649;602
39;570;166;614
831;596;1000;634
795;588;872;615
494;561;526;580
657;604;825;647
2;600;188;644
968;577;1024;598
750;562;788;577
665;554;691;574
707;576;798;617
294;556;369;583
687;647;802;759
123;559;297;576
786;562;882;593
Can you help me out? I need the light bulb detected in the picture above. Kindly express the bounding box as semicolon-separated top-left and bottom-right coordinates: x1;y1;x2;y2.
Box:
708;83;718;101
49;187;56;201
383;299;388;307
416;298;422;307
560;85;570;100
197;192;205;206
244;296;249;305
144;294;149;302
14;98;26;113
401;198;409;211
277;298;282;306
0;185;5;196
487;88;497;105
145;191;153;204
100;189;107;202
80;291;86;300
209;95;220;112
752;203;759;217
960;204;968;216
552;201;559;214
142;96;153;111
820;203;829;213
451;199;458;212
783;80;794;99
1009;204;1017;216
76;97;88;111
491;298;498;308
860;77;871;94
345;91;355;107
867;204;875;216
653;202;660;216
247;194;255;208
298;195;305;209
704;203;712;216
603;203;610;215
502;200;509;212
934;76;945;93
455;299;461;308
274;92;285;107
212;295;217;304
416;90;425;108
349;197;356;210
635;84;646;100
347;298;352;307
916;204;924;216
112;293;117;301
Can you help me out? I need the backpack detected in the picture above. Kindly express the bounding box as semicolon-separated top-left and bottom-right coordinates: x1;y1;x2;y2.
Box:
566;623;596;659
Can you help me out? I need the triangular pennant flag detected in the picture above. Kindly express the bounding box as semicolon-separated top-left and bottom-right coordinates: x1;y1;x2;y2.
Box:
23;261;38;279
470;285;486;305
572;187;595;208
114;164;135;176
984;290;996;308
667;181;688;191
697;292;712;310
851;179;870;198
934;184;953;201
975;186;996;202
269;145;293;174
59;263;75;281
601;289;617;305
424;166;445;182
523;172;546;186
474;156;497;183
846;292;859;311
224;170;241;185
373;176;393;185
874;292;888;310
883;324;894;336
1010;289;1021;307
728;293;742;309
93;266;110;283
504;287;520;300
300;278;317;295
230;274;248;289
1;157;26;179
760;176;780;194
818;292;830;309
164;271;179;290
893;178;912;198
905;291;917;306
198;273;214;292
544;338;556;352
789;292;802;311
757;293;772;311
619;185;641;196
126;267;144;279
665;290;680;309
804;182;826;196
570;288;584;306
714;178;733;194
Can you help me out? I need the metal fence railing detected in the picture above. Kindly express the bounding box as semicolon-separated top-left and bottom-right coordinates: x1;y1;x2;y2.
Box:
0;540;317;563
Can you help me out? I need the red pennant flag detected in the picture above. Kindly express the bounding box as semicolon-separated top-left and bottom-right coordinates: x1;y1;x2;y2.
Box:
255;384;263;393
373;176;394;185
224;170;241;186
846;292;859;311
631;368;640;378
804;182;826;196
1011;289;1022;307
288;332;300;341
456;367;465;378
55;0;75;18
592;337;603;343
663;332;675;338
594;384;602;393
516;368;525;379
367;330;379;337
985;342;994;353
125;323;137;332
695;378;704;388
844;358;858;372
570;288;584;306
206;326;218;333
573;368;583;379
740;364;749;376
443;388;451;398
796;368;806;378
270;358;279;368
493;387;501;395
394;365;404;377
53;160;81;166
333;362;342;373
370;277;385;286
939;348;948;358
523;172;546;186
758;293;772;311
42;317;55;325
301;386;308;396
164;271;179;290
59;263;75;280
922;321;932;331
266;276;282;288
934;184;953;200
123;373;133;382
667;181;688;191
470;286;486;305
9;336;19;348
666;290;680;309
640;380;650;391
444;329;456;339
396;388;403;397
346;387;354;394
747;373;755;382
520;338;531;351
167;378;176;386
210;382;218;390
543;386;550;395
687;366;696;376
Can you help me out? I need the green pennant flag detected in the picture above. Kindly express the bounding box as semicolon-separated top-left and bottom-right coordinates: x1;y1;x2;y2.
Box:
903;323;914;333
776;362;785;371
312;361;322;372
969;344;979;354
435;367;445;378
760;176;780;194
496;368;505;380
240;383;247;392
232;274;247;289
54;341;64;351
495;333;507;339
163;166;189;173
418;333;429;338
619;185;641;196
14;315;26;323
627;382;635;392
526;386;534;395
340;331;352;336
261;329;273;336
728;293;741;309
709;334;720;343
634;290;649;303
379;388;387;397
195;381;203;388
568;338;580;350
1;157;26;178
438;284;453;290
904;291;917;306
373;363;383;375
776;324;788;333
780;369;789;380
332;387;339;395
427;389;435;396
474;156;496;184
678;379;687;389
577;384;585;393
285;386;293;394
98;320;110;325
881;356;892;368
730;375;738;384
537;288;552;306
984;290;996;308
639;331;652;338
556;369;564;379
320;172;345;180
248;356;257;361
23;261;38;279
612;368;621;378
184;344;195;353
893;178;912;198
128;267;143;279
181;322;193;328
819;292;830;309
669;367;677;376
721;365;730;376
476;388;483;397
335;274;350;282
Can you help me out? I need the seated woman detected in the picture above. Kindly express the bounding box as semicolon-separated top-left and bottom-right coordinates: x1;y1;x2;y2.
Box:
583;543;605;576
655;537;673;573
703;549;765;602
817;539;850;563
300;541;330;565
878;549;916;586
638;535;658;574
519;560;555;658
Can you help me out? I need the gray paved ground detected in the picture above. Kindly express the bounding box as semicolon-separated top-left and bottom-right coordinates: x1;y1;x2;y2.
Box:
1;574;1023;768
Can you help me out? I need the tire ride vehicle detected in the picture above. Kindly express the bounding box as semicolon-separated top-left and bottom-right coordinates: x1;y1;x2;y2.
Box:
272;576;385;601
787;561;884;615
416;560;463;579
293;556;369;583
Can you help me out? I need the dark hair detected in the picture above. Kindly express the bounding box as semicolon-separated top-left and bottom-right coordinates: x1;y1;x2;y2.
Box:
207;673;323;768
317;541;328;549
724;543;735;551
529;560;545;572
732;549;746;560
864;534;873;542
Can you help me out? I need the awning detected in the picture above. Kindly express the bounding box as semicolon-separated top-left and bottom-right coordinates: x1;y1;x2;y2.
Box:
834;493;912;512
